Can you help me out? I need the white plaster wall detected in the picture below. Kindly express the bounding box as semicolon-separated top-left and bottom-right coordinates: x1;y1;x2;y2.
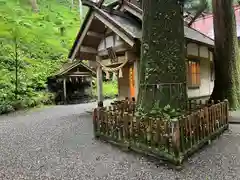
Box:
187;43;210;59
187;43;198;56
186;42;214;99
98;35;124;51
187;58;214;98
199;46;209;58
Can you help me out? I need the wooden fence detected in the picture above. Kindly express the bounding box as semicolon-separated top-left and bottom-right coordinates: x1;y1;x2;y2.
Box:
93;100;229;166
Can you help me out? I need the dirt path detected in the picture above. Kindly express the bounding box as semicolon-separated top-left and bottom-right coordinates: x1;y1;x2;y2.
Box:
0;101;239;180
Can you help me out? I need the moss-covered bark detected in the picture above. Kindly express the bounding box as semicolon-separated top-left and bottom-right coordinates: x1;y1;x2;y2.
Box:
210;0;240;109
137;0;187;113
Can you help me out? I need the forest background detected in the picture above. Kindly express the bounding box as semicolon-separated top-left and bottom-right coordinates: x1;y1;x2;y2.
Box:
0;0;116;114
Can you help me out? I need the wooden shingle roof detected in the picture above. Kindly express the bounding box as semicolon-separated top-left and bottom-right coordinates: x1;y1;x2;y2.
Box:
54;61;96;77
68;0;214;60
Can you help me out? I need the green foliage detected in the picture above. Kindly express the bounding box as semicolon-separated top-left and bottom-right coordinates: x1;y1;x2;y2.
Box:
0;0;84;114
92;79;118;99
102;80;118;98
136;101;182;120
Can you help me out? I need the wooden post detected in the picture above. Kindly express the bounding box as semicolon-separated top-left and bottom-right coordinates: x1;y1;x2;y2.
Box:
63;77;67;104
90;75;93;96
134;58;139;101
96;56;103;103
172;119;182;166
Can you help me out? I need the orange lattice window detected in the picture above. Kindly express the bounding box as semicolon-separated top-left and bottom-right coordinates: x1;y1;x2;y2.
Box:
187;59;200;88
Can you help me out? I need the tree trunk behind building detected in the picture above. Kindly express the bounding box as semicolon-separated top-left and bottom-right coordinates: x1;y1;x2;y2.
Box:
137;0;187;113
29;0;38;12
210;0;240;109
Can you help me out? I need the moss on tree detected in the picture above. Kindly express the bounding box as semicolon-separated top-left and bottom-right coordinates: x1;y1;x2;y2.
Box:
137;0;188;114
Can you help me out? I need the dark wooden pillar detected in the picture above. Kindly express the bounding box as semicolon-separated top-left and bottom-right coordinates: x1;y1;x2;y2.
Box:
96;56;103;103
63;77;67;104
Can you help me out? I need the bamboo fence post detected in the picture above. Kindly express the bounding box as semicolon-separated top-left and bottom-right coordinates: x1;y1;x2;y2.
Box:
224;99;229;126
155;118;161;149
135;116;140;146
191;113;196;146
171;119;182;165
188;115;192;148
204;106;209;137
129;114;134;144
113;110;117;140
195;111;200;143
105;108;108;130
179;116;185;153
220;102;224;127
123;112;129;143
209;105;212;134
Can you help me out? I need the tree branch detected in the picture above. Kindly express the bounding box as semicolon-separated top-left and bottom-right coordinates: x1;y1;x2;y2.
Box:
187;0;208;27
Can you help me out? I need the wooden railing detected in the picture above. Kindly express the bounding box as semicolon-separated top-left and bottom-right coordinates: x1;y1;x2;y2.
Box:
93;100;229;166
187;99;210;112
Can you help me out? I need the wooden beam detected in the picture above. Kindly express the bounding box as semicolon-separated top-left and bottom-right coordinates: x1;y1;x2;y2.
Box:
94;13;135;47
90;75;93;96
70;13;95;60
121;4;142;20
123;1;143;15
96;56;103;102
97;0;104;7
100;56;126;66
87;31;104;38
80;46;98;54
83;1;131;20
98;44;130;56
68;74;91;77
71;72;91;75
63;78;67;104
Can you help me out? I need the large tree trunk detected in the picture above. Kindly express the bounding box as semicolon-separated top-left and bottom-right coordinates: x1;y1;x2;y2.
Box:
210;0;240;109
137;0;187;113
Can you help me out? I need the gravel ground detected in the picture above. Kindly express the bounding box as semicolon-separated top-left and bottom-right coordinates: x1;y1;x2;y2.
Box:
0;101;240;180
229;110;240;124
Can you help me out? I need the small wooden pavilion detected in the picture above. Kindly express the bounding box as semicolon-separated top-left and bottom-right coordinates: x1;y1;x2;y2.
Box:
48;61;96;104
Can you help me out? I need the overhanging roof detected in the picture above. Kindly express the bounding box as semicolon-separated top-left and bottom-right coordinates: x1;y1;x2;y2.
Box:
68;6;138;60
54;61;96;78
120;0;214;46
68;0;214;60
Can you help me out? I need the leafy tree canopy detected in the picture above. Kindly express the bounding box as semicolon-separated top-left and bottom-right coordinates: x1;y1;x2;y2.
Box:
0;0;87;113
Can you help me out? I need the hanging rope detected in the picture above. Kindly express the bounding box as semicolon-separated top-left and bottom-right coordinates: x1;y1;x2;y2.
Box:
96;56;128;72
